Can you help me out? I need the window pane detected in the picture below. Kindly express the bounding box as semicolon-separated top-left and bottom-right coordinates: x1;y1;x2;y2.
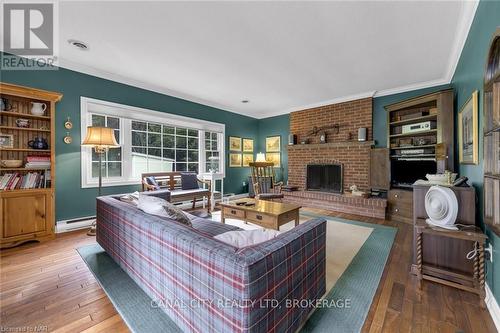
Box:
175;163;187;171
148;148;161;157
211;132;217;141
163;149;175;160
176;136;187;148
132;121;146;131
206;151;212;160
188;137;198;149
188;150;198;162
148;133;161;147
163;126;174;134
176;127;187;136
107;117;119;129
205;140;211;150
108;147;121;161
108;162;122;177
176;149;187;162
163;135;175;148
92;149;106;162
132;147;146;154
211;141;218;151
188;163;199;172
188;129;198;137
205;132;211;140
148;123;161;133
132;131;146;146
91;162;106;178
114;130;120;144
92;115;105;127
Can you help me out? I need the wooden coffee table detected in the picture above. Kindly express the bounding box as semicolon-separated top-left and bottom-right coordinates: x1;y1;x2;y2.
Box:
220;199;301;230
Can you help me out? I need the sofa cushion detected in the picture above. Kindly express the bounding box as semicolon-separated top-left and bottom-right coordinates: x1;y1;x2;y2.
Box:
163;201;192;227
214;229;282;248
145;176;161;190
141;189;171;202
137;193;169;217
181;172;199;190
187;213;242;236
119;191;139;206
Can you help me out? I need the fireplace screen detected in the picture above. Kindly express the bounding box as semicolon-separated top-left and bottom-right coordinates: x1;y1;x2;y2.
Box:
306;164;343;193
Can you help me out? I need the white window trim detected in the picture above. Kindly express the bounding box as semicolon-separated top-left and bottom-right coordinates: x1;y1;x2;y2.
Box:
81;97;225;188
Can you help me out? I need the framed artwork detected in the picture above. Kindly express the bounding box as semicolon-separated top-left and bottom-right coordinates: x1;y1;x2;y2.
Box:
229;136;242;151
265;152;281;168
229;153;242;167
0;133;14;148
242;153;254;167
266;135;281;152
458;90;479;165
243;138;254;152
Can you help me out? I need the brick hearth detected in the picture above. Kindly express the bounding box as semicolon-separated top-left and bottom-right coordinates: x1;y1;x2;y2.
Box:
285;97;387;219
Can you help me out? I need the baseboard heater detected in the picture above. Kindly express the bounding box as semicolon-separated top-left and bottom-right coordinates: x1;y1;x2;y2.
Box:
56;216;95;233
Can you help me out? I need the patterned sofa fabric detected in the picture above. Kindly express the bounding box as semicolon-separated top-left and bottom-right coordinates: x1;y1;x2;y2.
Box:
96;196;326;333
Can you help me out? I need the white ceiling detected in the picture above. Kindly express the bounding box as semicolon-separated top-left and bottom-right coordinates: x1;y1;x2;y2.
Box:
55;1;477;119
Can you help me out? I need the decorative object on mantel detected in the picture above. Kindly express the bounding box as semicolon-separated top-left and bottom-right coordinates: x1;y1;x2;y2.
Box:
64;117;73;129
288;134;297;145
300;138;309;145
358;128;367;141
319;131;327;144
458;90;479;165
307;124;340;137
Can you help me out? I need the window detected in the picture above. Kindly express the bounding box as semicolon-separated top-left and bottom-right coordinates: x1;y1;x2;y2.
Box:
81;97;225;188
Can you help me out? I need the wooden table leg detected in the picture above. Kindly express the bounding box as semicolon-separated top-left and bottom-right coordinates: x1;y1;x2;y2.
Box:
295;210;299;227
479;243;486;309
416;229;423;295
221;208;225;224
473;242;479;288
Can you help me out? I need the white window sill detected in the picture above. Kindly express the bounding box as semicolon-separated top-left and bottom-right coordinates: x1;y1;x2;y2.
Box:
81;179;141;189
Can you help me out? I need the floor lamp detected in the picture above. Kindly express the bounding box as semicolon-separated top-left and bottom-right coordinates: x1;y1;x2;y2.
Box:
82;126;119;236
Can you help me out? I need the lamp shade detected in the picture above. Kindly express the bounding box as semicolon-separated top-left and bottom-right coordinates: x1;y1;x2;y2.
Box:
255;152;266;163
82;127;119;148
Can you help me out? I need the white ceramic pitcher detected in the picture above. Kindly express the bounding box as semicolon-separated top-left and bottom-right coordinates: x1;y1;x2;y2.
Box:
31;102;47;116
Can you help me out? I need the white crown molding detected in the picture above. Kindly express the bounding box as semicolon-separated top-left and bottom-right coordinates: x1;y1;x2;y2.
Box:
372;78;451;98
486;283;500;332
445;0;479;83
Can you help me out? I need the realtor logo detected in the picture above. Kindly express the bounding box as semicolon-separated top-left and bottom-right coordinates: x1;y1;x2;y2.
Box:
1;1;58;70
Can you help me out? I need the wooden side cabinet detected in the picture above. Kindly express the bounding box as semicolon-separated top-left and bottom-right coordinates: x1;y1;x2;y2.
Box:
387;189;413;223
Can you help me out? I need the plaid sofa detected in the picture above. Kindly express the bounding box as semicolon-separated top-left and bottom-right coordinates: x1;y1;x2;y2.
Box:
96;196;326;333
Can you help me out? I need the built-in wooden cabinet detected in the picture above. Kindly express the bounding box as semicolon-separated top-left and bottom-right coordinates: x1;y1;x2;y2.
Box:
483;28;500;236
387;189;413;223
0;83;61;248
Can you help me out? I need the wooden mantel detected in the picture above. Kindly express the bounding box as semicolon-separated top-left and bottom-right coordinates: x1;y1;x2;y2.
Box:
287;141;375;150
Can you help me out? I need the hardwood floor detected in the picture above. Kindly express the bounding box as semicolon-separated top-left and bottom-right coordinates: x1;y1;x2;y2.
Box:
1;208;497;332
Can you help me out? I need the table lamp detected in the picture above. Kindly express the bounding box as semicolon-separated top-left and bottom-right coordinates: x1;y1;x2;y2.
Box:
82;126;119;236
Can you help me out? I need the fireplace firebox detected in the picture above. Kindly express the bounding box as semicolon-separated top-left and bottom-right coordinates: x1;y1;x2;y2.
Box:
306;164;343;193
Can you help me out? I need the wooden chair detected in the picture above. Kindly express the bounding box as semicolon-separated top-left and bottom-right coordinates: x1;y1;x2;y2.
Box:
249;162;284;201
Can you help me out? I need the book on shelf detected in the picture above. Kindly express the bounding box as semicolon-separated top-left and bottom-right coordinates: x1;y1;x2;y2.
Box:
26;155;51;163
0;171;49;190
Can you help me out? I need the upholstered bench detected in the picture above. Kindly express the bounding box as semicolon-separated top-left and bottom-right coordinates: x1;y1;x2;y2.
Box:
142;171;212;212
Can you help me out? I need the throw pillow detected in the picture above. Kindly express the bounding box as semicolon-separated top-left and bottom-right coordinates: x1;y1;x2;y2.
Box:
163;201;192;227
214;229;282;248
181;172;199;190
145;176;161;190
137;193;169;217
119;191;140;206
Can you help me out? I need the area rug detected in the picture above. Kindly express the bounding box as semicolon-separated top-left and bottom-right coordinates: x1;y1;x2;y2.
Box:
78;212;396;333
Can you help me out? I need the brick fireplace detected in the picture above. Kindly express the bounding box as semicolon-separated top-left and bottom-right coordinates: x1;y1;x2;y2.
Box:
284;97;387;218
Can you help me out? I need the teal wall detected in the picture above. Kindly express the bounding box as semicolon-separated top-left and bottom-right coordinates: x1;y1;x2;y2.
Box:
450;0;500;305
372;84;452;148
257;114;289;184
0;53;258;221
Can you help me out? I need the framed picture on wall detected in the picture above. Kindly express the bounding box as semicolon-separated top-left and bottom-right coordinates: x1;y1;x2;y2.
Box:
242;153;254;167
458;90;478;165
266;135;281;152
243;138;254;152
229;136;242;151
229;153;242;167
265;152;281;168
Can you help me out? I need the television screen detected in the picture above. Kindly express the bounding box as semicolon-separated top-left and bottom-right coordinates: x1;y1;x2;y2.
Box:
391;159;436;187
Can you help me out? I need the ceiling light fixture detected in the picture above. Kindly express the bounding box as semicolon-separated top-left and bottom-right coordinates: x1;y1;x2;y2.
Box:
241;100;249;103
68;39;89;50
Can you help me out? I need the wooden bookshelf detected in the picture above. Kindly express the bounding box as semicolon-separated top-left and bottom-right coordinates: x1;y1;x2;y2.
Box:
483;28;500;236
384;89;454;224
0;82;62;248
